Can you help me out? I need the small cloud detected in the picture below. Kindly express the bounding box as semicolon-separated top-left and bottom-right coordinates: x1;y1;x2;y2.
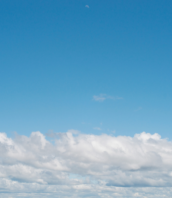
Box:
93;127;102;131
93;94;123;102
85;5;89;8
93;94;106;102
46;130;57;138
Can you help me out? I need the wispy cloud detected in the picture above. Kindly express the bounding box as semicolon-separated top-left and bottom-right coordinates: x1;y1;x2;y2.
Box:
135;106;142;112
93;127;102;130
85;5;89;8
111;130;116;134
93;94;123;102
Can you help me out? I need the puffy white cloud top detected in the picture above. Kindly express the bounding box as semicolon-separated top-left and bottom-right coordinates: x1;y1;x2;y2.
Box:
0;130;172;197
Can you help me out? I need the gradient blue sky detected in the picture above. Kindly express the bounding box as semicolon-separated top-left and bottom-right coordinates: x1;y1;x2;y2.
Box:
0;0;172;138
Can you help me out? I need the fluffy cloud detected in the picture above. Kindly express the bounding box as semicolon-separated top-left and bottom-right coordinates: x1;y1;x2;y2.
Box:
0;130;172;197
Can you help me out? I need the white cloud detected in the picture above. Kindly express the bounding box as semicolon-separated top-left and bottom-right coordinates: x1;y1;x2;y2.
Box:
1;131;172;197
85;5;89;8
93;94;123;102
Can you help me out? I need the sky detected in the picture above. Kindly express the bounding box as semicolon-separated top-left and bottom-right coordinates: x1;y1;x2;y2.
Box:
0;0;172;197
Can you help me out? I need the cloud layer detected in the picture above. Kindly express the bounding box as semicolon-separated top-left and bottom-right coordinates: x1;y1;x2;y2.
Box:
0;131;172;197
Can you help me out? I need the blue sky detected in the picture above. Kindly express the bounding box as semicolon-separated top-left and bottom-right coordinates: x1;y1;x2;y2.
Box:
0;0;172;138
1;1;172;197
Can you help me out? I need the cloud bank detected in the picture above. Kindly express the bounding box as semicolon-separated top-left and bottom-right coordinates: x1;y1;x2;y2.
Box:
0;131;172;197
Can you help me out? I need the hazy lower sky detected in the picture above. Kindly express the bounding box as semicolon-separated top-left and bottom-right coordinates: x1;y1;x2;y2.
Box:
0;0;172;197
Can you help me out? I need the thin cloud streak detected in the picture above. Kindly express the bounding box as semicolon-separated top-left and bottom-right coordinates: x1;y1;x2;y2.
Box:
93;94;123;102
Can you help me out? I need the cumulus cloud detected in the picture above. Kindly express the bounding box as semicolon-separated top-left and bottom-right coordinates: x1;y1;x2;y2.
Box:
85;5;89;8
1;131;172;197
93;94;123;102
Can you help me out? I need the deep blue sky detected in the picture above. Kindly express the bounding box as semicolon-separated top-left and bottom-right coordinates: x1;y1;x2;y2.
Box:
0;0;172;138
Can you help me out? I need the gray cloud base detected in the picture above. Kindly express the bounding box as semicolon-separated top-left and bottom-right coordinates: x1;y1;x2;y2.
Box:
0;130;172;197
